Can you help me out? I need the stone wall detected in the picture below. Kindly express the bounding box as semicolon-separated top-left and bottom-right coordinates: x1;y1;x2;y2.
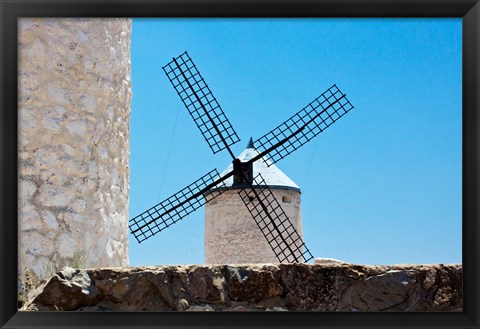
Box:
18;18;132;279
204;189;302;264
22;263;462;311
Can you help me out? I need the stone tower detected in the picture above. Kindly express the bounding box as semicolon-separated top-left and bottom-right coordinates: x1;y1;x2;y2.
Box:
18;18;131;279
204;139;302;264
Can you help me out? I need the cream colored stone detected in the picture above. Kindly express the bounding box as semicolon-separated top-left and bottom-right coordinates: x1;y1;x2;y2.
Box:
19;109;37;130
98;146;109;159
66;120;87;136
58;233;76;258
19;204;42;231
77;30;89;43
42;117;62;133
18;18;131;279
205;189;303;264
314;258;347;265
63;212;84;225
80;94;97;111
42;106;66;133
31;256;50;278
61;144;77;157
105;238;124;260
19;179;37;199
62;158;88;176
69;198;87;213
38;185;75;207
33;149;58;167
28;39;46;61
21;231;55;257
47;87;69;104
18;252;36;274
42;210;59;230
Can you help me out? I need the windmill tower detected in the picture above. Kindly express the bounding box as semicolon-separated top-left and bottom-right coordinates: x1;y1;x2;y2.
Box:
205;138;302;264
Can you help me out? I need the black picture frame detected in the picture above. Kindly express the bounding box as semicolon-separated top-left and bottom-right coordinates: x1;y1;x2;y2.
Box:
1;0;478;328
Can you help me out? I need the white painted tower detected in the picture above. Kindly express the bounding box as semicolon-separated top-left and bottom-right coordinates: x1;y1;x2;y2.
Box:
204;139;303;264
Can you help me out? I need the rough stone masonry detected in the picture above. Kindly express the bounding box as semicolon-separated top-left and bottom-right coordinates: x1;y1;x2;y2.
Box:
22;263;462;312
18;18;132;279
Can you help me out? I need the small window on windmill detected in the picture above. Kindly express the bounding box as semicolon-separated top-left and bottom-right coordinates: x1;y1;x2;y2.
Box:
248;194;255;202
282;195;292;204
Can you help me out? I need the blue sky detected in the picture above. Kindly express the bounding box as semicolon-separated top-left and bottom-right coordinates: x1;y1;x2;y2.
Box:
129;18;462;266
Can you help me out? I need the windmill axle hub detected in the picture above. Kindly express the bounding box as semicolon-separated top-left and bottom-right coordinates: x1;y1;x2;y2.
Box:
232;158;253;186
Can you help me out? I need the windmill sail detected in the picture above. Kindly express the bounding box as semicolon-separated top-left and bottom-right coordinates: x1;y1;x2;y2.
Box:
163;52;240;156
238;173;314;263
129;169;232;243
252;84;354;166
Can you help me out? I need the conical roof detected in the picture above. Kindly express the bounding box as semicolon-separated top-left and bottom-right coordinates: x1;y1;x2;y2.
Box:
218;139;300;192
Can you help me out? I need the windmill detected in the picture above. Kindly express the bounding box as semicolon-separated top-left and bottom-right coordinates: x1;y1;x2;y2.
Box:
129;51;355;263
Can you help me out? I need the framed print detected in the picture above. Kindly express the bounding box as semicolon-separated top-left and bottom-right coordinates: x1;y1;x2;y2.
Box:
1;0;479;328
